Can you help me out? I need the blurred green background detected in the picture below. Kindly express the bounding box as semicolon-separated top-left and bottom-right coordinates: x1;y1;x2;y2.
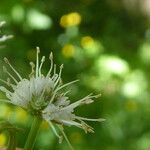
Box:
0;0;150;150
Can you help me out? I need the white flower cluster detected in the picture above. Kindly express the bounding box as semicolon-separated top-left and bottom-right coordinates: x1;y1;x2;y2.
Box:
0;48;105;148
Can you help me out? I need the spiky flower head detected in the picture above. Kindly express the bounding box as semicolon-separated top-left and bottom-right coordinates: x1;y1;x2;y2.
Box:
0;47;105;148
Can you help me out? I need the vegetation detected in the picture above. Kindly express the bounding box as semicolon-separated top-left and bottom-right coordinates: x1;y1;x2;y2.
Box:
0;0;150;150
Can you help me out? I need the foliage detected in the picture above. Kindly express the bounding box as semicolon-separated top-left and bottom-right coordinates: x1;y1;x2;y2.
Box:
0;0;150;150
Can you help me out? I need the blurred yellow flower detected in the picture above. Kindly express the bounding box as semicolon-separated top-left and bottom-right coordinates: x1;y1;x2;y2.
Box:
81;36;102;56
60;12;81;28
81;36;94;48
15;108;28;123
0;104;11;118
0;134;6;146
62;44;75;58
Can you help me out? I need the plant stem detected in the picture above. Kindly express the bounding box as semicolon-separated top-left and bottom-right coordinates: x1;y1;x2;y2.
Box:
24;116;42;150
6;131;16;150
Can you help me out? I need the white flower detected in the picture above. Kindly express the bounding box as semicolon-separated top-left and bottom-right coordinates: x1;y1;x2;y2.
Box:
0;47;105;149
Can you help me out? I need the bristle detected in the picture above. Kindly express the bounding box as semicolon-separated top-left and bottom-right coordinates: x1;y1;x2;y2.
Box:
54;64;64;87
3;66;18;84
39;56;45;76
58;125;74;150
36;47;40;77
3;57;22;80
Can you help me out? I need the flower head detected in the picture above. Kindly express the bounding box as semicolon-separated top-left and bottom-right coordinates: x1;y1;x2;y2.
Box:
0;47;105;148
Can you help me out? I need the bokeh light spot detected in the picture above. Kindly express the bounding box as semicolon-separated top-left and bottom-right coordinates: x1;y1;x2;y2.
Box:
81;36;103;56
62;44;75;58
122;70;147;98
11;5;25;23
0;134;6;146
60;12;81;28
27;9;52;30
15;108;28;123
139;42;150;64
96;55;129;77
0;104;11;118
81;36;94;48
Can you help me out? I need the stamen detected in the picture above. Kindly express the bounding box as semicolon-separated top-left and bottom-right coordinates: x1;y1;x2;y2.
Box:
0;86;12;95
52;74;58;82
90;93;101;99
63;90;70;96
7;78;16;90
61;94;95;111
47;52;53;77
36;47;40;78
39;56;45;76
50;80;79;103
0;78;14;89
3;66;18;84
0;99;12;104
54;64;63;87
75;116;106;122
29;62;35;78
56;80;79;92
80;121;94;133
53;64;56;75
0;78;9;85
57;125;74;150
38;80;51;102
7;78;11;86
61;120;82;127
49;121;63;143
51;64;58;81
30;78;36;96
4;57;22;81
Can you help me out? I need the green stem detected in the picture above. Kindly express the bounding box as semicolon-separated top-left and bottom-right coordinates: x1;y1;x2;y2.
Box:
24;116;42;150
7;132;16;150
